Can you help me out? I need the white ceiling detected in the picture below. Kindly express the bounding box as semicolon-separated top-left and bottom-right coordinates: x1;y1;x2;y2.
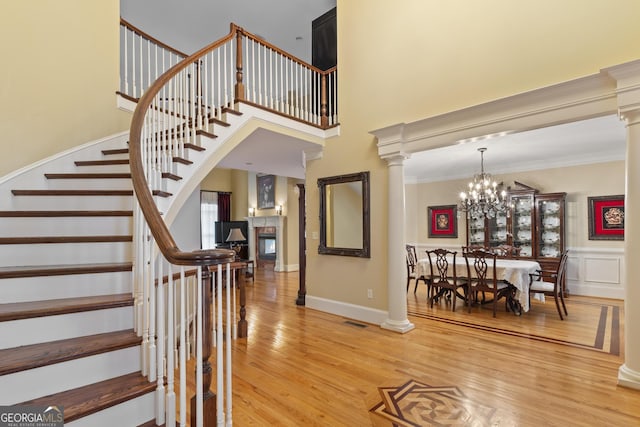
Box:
120;2;627;181
404;114;627;183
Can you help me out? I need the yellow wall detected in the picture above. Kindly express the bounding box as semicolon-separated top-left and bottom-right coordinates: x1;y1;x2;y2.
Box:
409;161;625;250
304;0;640;310
0;1;131;177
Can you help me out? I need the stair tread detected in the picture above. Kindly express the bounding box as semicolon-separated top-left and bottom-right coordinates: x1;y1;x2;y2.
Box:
75;159;129;166
0;293;133;322
0;262;132;279
44;173;131;179
0;210;132;217
0;329;140;376
11;189;134;196
0;235;132;244
19;372;155;424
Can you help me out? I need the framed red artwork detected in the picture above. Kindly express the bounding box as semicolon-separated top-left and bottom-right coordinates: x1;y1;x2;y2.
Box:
428;205;458;238
588;195;624;240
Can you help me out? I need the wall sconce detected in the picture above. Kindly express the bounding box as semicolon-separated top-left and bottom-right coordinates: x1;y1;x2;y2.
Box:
248;207;255;216
275;205;282;215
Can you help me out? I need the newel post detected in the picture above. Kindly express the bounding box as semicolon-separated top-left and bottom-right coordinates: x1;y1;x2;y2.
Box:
191;267;216;426
234;29;244;102
320;73;328;128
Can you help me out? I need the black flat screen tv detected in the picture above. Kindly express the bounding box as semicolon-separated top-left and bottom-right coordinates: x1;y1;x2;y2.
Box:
214;220;249;245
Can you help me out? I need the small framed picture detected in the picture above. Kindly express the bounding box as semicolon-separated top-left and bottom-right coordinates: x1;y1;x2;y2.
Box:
588;195;624;240
257;174;276;209
428;205;458;238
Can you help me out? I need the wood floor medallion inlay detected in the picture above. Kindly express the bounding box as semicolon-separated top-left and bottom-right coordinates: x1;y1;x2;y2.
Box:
370;379;495;426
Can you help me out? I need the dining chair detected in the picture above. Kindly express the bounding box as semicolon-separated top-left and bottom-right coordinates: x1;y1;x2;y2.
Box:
406;244;429;293
426;249;467;311
528;250;569;320
463;249;516;317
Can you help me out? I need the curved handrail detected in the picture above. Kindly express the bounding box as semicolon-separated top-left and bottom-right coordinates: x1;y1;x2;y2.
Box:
129;22;337;265
120;18;188;58
129;27;239;266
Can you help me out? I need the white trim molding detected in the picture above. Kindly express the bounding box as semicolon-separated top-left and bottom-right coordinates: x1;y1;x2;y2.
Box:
305;295;388;326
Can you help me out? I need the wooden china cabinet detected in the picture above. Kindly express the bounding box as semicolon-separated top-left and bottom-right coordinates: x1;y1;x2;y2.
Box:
465;182;566;276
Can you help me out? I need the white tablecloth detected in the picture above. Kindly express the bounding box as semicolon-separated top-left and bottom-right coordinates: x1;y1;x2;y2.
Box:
417;256;541;312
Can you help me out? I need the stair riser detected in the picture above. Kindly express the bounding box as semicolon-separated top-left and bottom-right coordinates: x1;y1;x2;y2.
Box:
45;179;133;191
0;272;132;304
7;195;133;211
0;306;134;349
0;217;132;237
0;242;132;267
66;392;155;427
0;346;141;404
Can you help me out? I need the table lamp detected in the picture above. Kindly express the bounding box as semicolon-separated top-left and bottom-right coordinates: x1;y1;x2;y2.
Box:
226;227;247;259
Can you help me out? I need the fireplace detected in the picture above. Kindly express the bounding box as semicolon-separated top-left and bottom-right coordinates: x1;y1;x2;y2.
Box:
257;229;276;262
246;216;285;271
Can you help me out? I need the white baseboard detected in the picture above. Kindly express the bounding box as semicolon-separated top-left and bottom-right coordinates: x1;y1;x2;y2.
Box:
305;295;388;326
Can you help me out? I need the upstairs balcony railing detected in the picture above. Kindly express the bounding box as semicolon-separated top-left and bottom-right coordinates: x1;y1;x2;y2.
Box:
122;19;338;426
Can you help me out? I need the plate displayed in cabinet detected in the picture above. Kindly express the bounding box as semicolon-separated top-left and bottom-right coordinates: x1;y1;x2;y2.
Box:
517;230;531;241
520;245;532;257
542;231;559;243
543;201;560;214
543;216;560;227
518;216;531;226
541;245;559;257
496;217;507;226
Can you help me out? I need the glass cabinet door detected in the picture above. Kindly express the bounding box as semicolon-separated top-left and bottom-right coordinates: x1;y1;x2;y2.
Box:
487;212;508;250
536;194;565;260
510;194;534;257
467;214;485;246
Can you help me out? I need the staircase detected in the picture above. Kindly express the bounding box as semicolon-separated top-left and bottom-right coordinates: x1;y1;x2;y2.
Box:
0;20;337;426
0;135;161;425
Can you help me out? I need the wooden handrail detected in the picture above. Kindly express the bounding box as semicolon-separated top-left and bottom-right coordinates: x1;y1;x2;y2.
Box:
239;25;334;76
120;18;188;58
129;28;240;266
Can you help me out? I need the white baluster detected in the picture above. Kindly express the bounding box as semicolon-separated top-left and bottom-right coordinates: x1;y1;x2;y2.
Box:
148;243;157;383
216;265;224;426
195;266;203;427
179;267;187;427
166;263;176;427
156;258;165;424
225;262;233;427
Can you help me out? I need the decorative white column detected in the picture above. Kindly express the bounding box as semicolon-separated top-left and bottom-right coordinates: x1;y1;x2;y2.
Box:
607;60;640;390
380;154;415;333
618;108;640;389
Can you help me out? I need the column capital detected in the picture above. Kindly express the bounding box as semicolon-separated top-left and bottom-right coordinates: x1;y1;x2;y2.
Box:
382;152;409;166
604;59;640;117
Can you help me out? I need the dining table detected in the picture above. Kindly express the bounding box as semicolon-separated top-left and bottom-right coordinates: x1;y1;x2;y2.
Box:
416;255;542;313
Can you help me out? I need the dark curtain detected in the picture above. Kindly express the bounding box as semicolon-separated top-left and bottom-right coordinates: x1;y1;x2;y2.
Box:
218;192;231;222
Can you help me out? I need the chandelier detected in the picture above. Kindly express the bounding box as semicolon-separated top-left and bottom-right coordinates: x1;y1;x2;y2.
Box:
459;147;509;218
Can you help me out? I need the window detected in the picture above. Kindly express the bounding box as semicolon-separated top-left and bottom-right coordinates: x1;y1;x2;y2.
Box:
200;191;218;249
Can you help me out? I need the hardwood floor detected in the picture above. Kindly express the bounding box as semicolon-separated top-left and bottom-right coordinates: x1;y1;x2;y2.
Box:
195;269;640;426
